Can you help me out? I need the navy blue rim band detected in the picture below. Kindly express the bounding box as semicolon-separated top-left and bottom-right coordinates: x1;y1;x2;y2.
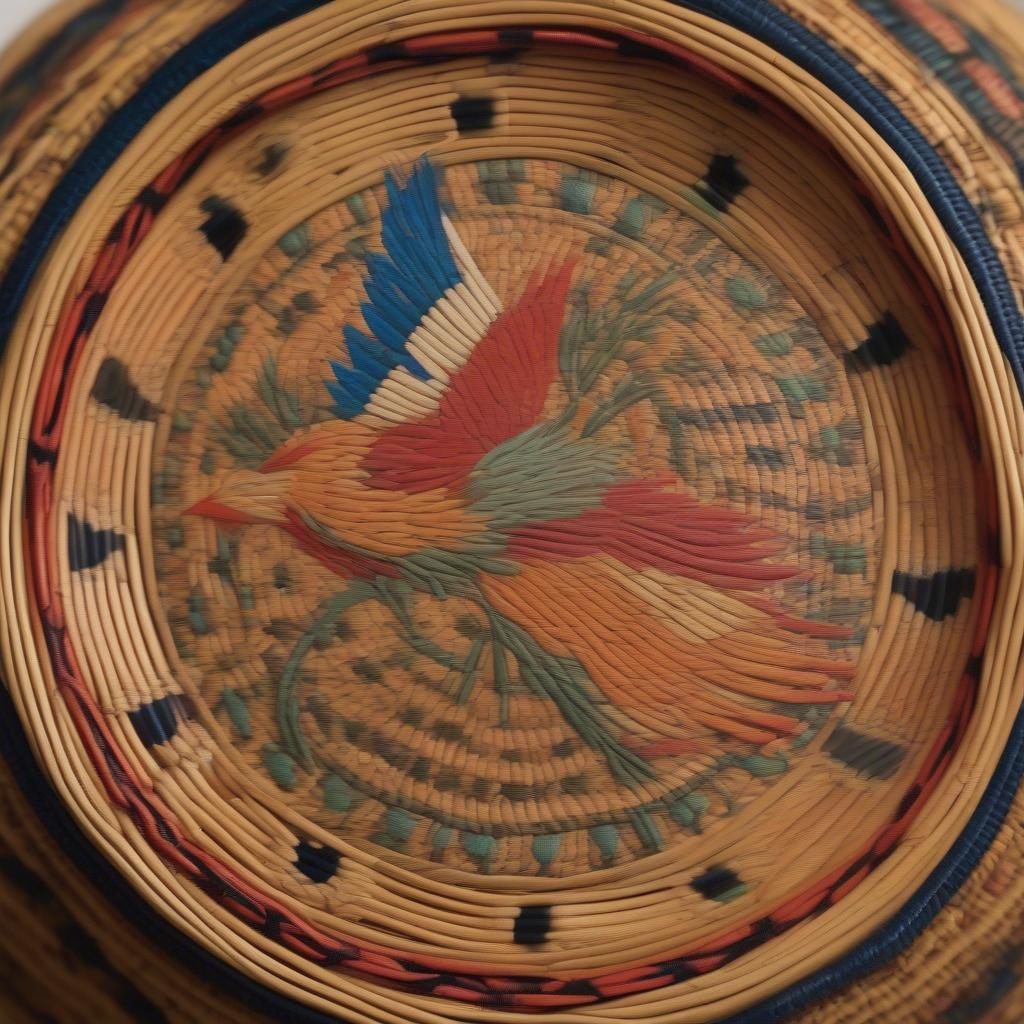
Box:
0;0;1021;1022
681;3;1024;1017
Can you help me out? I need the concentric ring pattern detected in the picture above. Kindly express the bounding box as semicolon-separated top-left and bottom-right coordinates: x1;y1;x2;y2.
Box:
0;2;1023;1023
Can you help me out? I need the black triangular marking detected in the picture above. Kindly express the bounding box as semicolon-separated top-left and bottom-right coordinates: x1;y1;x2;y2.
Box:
295;840;341;883
892;568;976;620
367;42;408;64
139;185;168;213
691;865;744;901
80;290;109;334
897;783;923;820
256;142;290;177
498;28;534;45
92;356;158;421
221;98;263;132
732;92;761;113
722;916;776;958
28;440;57;465
617;38;673;62
128;695;189;748
68;513;125;571
513;904;552;945
846;313;912;369
450;95;495;133
199;196;248;261
823;725;907;780
694;154;750;213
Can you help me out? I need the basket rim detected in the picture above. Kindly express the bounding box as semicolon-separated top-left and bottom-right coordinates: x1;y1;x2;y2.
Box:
0;0;1021;1021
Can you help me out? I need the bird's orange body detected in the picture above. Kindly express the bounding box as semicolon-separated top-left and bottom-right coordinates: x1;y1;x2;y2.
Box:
264;420;487;559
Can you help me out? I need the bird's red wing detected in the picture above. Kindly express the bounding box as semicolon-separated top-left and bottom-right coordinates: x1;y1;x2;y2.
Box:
361;261;575;494
507;478;851;637
507;480;791;596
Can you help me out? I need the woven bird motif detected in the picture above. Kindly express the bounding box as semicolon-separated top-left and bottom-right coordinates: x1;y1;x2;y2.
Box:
188;158;855;782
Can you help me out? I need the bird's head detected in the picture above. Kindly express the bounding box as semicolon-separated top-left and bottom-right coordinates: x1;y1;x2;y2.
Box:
184;467;292;525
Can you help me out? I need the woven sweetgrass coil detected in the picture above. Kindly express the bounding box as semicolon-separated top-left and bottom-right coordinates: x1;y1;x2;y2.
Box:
0;1;1023;1022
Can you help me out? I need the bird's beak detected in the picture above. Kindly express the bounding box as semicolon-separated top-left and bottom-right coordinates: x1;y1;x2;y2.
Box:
183;496;257;524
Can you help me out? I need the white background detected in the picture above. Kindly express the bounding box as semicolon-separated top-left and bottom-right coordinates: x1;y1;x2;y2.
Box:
0;5;48;49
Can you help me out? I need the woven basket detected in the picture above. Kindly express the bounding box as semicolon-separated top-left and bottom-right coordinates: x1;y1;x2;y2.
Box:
1;1;1023;1022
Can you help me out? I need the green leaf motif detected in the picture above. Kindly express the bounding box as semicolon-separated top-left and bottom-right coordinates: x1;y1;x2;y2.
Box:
323;774;353;813
262;745;297;791
221;689;252;739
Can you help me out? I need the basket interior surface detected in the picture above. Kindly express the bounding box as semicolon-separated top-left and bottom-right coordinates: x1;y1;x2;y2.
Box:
0;6;1019;1022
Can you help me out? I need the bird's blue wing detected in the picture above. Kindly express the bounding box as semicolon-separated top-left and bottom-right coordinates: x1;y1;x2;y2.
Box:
325;158;465;418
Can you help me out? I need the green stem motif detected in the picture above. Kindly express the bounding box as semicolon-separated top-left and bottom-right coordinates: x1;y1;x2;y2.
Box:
559;269;682;440
483;607;513;727
581;372;661;439
276;582;375;769
256;355;303;431
489;609;655;787
371;578;466;673
454;636;486;705
213;357;306;467
274;577;655;788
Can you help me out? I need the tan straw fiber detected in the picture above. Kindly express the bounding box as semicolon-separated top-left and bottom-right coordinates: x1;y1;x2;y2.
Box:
0;1;1022;1022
